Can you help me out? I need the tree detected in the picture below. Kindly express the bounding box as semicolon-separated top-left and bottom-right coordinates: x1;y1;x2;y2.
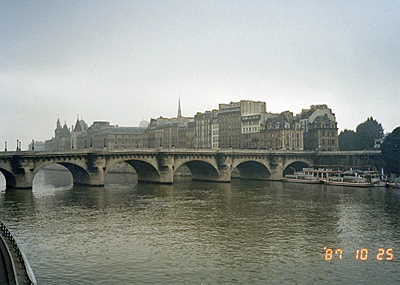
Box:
355;117;384;150
381;127;400;176
338;129;357;151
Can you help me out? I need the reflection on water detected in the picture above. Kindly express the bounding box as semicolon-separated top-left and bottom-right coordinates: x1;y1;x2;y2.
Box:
0;170;400;284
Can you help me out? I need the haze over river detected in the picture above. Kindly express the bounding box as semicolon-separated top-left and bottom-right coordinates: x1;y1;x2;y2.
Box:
0;168;399;284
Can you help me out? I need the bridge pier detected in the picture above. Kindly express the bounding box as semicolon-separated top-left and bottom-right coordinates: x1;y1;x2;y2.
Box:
156;153;174;184
158;167;174;184
267;157;285;180
80;155;106;186
5;158;35;189
74;171;105;187
8;172;33;189
216;154;232;182
269;165;284;180
89;172;105;186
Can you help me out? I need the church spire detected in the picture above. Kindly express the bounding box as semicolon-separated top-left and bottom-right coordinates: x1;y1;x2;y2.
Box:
177;97;182;118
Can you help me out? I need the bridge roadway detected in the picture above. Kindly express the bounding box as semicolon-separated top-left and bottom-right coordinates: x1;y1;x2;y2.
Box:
0;148;382;189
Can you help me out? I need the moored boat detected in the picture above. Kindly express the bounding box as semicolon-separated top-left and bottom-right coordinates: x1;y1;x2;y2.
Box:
323;169;374;187
282;168;331;184
386;177;400;188
364;170;387;187
282;173;321;184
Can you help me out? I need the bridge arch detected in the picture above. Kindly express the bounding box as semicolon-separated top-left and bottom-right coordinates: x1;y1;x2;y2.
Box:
233;160;271;180
282;161;313;176
174;159;220;182
32;161;91;186
106;159;160;183
0;168;16;188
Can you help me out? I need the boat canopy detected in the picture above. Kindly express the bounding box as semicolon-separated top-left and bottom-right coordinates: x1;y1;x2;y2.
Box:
343;169;365;175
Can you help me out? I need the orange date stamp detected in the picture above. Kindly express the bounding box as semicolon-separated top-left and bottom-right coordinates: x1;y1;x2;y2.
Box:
323;247;394;261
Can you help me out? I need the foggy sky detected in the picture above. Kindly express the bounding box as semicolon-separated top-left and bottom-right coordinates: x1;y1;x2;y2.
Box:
1;1;399;150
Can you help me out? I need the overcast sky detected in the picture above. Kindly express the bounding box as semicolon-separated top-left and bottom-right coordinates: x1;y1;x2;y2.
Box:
1;1;399;149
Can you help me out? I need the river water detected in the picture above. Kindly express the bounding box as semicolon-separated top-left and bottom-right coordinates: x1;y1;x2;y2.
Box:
0;168;399;284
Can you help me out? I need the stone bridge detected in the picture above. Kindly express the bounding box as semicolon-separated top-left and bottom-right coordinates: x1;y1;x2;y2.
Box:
0;149;383;189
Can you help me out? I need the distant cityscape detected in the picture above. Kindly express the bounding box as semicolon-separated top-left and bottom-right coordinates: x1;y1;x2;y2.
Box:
33;100;340;152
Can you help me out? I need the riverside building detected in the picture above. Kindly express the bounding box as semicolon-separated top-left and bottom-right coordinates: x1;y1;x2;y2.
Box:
44;101;339;151
194;110;219;149
218;100;266;149
75;121;146;150
146;99;194;148
299;104;339;151
261;111;303;150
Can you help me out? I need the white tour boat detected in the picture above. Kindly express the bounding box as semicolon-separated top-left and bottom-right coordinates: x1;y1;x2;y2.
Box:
323;169;375;187
282;168;332;184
